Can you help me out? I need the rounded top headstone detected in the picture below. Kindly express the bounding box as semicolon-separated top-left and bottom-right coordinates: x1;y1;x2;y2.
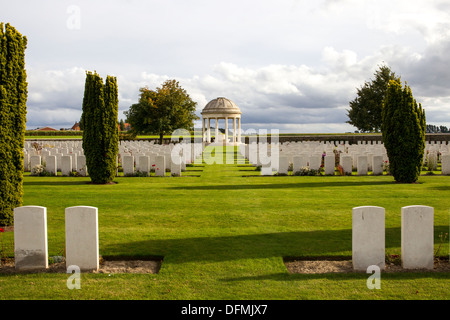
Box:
201;97;241;115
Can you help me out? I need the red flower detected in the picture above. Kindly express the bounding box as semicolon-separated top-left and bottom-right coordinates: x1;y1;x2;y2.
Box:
0;228;4;232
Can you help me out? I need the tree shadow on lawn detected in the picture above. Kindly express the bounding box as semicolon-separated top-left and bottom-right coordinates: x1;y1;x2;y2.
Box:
169;180;396;191
101;225;448;266
103;226;450;263
218;269;450;281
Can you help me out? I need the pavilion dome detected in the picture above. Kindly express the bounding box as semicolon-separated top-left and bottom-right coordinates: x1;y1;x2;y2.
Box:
201;97;242;115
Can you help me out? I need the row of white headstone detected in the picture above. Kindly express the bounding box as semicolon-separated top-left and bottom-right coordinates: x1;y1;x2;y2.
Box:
353;205;436;271
27;154;87;176
24;140;205;176
119;140;204;167
122;154;180;176
13;205;99;271
11;204;441;272
242;140;450;175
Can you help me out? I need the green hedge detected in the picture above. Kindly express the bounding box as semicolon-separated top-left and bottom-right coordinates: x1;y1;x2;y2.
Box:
25;130;83;136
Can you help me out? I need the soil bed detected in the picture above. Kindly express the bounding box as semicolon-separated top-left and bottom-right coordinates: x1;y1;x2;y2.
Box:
284;258;450;274
0;259;162;274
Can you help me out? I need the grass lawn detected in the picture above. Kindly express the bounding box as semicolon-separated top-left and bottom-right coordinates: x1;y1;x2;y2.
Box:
0;146;449;301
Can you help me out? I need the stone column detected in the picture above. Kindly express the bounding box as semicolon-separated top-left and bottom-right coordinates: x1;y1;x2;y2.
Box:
225;117;229;142
215;118;219;142
202;117;205;142
238;117;241;143
207;118;211;143
232;117;236;143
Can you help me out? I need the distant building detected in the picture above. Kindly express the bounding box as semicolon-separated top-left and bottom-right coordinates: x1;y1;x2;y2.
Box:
71;122;81;131
36;126;57;131
118;122;132;131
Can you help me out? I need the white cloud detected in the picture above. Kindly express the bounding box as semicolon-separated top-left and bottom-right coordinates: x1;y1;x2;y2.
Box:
9;0;450;132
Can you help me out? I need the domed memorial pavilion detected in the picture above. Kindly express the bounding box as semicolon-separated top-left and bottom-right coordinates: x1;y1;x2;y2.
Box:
201;97;242;144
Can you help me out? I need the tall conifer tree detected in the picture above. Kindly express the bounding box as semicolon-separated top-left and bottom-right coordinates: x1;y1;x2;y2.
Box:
382;80;426;183
81;71;119;184
0;23;28;226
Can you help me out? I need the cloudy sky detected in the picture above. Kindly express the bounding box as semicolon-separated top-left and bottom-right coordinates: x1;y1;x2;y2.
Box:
2;0;450;133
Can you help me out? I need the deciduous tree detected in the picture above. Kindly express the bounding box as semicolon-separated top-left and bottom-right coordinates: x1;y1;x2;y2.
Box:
124;80;198;144
347;65;400;132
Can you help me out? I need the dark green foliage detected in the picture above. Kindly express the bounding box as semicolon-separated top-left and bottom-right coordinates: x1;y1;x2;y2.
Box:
426;124;449;133
347;65;400;132
25;130;83;136
381;80;426;183
0;23;28;226
81;71;119;184
124;79;198;144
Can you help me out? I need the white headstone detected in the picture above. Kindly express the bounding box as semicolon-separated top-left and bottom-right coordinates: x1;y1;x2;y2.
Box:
171;162;181;176
23;153;30;172
340;155;352;175
70;153;77;172
293;155;308;174
401;205;434;270
14;206;48;270
324;154;335;175
278;156;289;175
30;155;41;175
372;155;383;175
61;155;72;176
357;155;368;175
308;155;321;171
155;155;166;176
441;154;450;175
137;155;150;176
77;155;87;176
65;206;99;271
352;206;385;271
46;155;57;176
122;155;134;176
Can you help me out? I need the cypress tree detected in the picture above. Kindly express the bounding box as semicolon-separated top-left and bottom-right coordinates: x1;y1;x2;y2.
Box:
381;80;426;183
81;71;119;184
0;23;28;226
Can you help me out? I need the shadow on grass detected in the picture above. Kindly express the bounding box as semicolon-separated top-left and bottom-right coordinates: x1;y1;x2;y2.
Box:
169;180;396;191
218;270;450;281
101;225;448;263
